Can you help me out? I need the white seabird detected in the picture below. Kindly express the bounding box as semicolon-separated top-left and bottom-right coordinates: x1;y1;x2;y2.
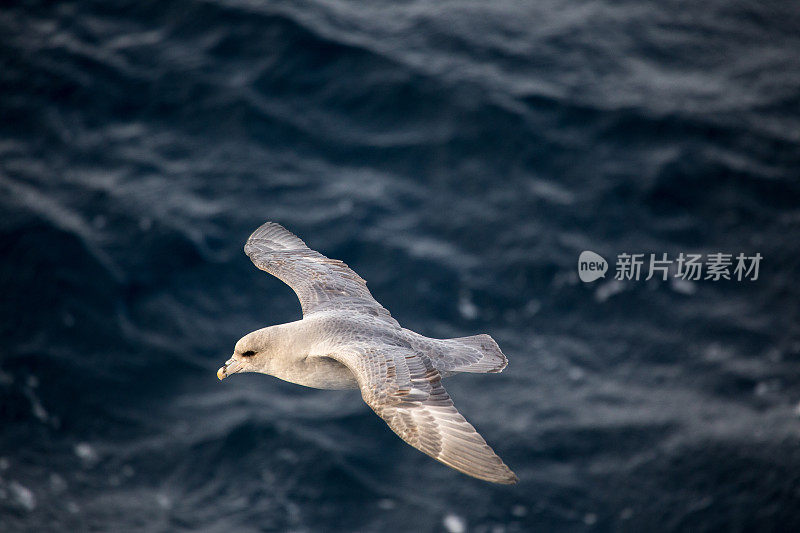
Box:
217;222;517;484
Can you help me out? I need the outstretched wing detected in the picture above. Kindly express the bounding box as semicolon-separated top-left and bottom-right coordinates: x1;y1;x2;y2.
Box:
244;222;397;324
324;345;518;484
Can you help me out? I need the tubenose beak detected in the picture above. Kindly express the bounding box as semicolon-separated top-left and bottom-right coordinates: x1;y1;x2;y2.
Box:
217;357;244;380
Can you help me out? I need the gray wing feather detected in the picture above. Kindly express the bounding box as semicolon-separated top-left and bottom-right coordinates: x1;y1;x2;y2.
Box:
327;345;518;484
244;222;398;324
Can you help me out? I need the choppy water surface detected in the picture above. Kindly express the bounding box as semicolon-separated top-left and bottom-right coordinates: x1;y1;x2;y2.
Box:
2;0;800;531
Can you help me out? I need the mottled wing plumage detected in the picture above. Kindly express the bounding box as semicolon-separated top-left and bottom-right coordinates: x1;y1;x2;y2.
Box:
327;345;518;484
244;222;398;325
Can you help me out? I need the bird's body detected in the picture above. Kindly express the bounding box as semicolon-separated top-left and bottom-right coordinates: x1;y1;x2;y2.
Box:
231;320;354;390
218;222;517;484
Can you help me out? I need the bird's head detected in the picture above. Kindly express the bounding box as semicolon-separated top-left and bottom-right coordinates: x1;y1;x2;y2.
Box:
217;330;271;380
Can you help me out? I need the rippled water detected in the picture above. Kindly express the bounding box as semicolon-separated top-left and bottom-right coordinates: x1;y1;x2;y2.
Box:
2;0;800;531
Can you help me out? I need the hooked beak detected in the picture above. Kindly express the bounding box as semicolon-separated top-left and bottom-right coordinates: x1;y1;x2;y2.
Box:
217;357;243;380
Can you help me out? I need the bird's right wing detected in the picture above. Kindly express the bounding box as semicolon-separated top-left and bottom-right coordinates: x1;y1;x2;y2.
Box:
324;344;518;484
244;222;398;326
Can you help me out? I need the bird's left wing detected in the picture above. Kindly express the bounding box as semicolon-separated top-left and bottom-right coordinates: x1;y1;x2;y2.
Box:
244;222;398;325
323;344;518;484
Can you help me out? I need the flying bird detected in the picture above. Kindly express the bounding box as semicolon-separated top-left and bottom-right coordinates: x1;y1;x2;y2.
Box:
217;222;517;484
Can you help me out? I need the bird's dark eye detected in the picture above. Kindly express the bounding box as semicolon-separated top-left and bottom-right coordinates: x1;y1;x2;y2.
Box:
241;350;256;357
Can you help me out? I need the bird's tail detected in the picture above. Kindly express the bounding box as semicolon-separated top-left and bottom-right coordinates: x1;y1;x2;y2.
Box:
439;334;508;373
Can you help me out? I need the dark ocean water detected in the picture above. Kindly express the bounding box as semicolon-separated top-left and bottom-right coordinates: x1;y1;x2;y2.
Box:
2;0;800;531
